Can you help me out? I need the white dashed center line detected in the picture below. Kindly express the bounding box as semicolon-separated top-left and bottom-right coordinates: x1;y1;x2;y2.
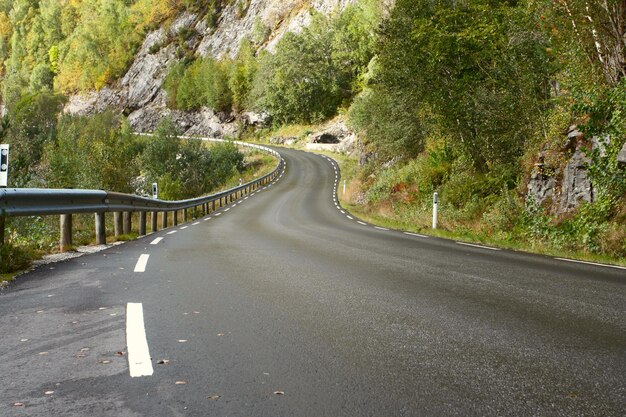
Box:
150;237;163;245
167;230;177;235
134;254;150;272
180;226;188;230
215;213;222;216
192;222;200;226
126;303;153;377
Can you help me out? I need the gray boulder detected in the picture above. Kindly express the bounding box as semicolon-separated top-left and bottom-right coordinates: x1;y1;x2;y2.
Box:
618;142;626;167
559;148;594;212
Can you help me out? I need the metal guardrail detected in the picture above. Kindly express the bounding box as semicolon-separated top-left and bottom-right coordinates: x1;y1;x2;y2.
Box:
0;137;283;250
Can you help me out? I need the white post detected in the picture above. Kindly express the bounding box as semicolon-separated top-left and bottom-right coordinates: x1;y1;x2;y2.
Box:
343;180;346;195
0;144;9;187
432;192;438;229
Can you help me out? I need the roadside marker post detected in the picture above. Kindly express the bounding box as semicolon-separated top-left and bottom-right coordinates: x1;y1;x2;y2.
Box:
0;144;8;187
0;144;8;246
432;192;438;229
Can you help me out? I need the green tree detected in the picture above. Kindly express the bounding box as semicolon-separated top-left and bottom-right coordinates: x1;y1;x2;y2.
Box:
351;0;552;172
5;92;65;186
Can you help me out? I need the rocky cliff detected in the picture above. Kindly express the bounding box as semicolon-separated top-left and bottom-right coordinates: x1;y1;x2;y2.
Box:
64;0;358;137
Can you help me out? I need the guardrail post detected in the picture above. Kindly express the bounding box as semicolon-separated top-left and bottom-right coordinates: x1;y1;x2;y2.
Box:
173;210;178;226
139;212;146;236
183;209;188;222
60;214;72;252
95;212;106;245
123;212;132;234
212;200;216;212
151;211;158;232
114;212;122;237
162;211;168;229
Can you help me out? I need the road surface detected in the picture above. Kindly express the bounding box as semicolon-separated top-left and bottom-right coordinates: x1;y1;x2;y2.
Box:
1;147;624;416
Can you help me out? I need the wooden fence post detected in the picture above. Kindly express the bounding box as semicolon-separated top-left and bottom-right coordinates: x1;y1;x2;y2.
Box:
60;214;72;252
95;212;106;245
123;212;132;234
114;212;122;237
139;212;146;236
151;211;158;232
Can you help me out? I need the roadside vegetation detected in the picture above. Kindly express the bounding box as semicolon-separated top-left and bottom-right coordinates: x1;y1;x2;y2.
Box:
0;107;272;275
0;0;624;270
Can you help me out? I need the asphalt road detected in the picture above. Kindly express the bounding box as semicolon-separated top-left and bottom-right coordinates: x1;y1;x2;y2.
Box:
1;147;624;417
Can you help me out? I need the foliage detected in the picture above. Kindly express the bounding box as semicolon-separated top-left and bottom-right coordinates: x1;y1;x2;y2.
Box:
4;92;66;186
350;0;552;172
0;243;32;273
43;111;140;192
0;0;187;100
250;4;378;125
140;118;244;199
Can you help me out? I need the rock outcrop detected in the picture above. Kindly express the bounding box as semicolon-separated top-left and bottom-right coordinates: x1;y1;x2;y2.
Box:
559;148;594;212
64;0;359;136
618;142;626;167
305;120;357;154
527;126;597;214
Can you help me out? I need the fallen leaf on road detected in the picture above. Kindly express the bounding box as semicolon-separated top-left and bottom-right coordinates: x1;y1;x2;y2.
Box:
217;333;224;337
99;360;112;364
177;339;188;343
273;391;285;395
44;391;54;395
157;359;169;365
175;381;187;385
38;352;48;355
20;339;28;342
80;348;90;352
13;402;24;407
115;351;125;356
207;395;221;400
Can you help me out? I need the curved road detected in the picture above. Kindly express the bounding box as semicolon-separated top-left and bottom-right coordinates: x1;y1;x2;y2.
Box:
1;147;624;416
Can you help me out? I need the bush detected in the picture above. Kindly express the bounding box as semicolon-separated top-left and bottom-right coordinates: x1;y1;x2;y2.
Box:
0;244;33;273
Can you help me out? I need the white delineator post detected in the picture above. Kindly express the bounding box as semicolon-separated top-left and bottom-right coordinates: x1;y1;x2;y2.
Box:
432;192;438;229
343;180;346;195
0;144;9;187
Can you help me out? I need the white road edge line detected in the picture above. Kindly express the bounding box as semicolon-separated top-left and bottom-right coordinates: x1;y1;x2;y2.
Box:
357;221;367;226
375;226;389;231
404;232;428;238
347;215;354;220
150;237;163;245
555;258;626;270
134;254;150;273
166;230;177;235
192;222;200;226
215;213;222;216
456;242;501;251
180;226;188;230
126;303;154;378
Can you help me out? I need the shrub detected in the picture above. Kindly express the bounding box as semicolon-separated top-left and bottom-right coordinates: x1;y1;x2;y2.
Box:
0;244;33;273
